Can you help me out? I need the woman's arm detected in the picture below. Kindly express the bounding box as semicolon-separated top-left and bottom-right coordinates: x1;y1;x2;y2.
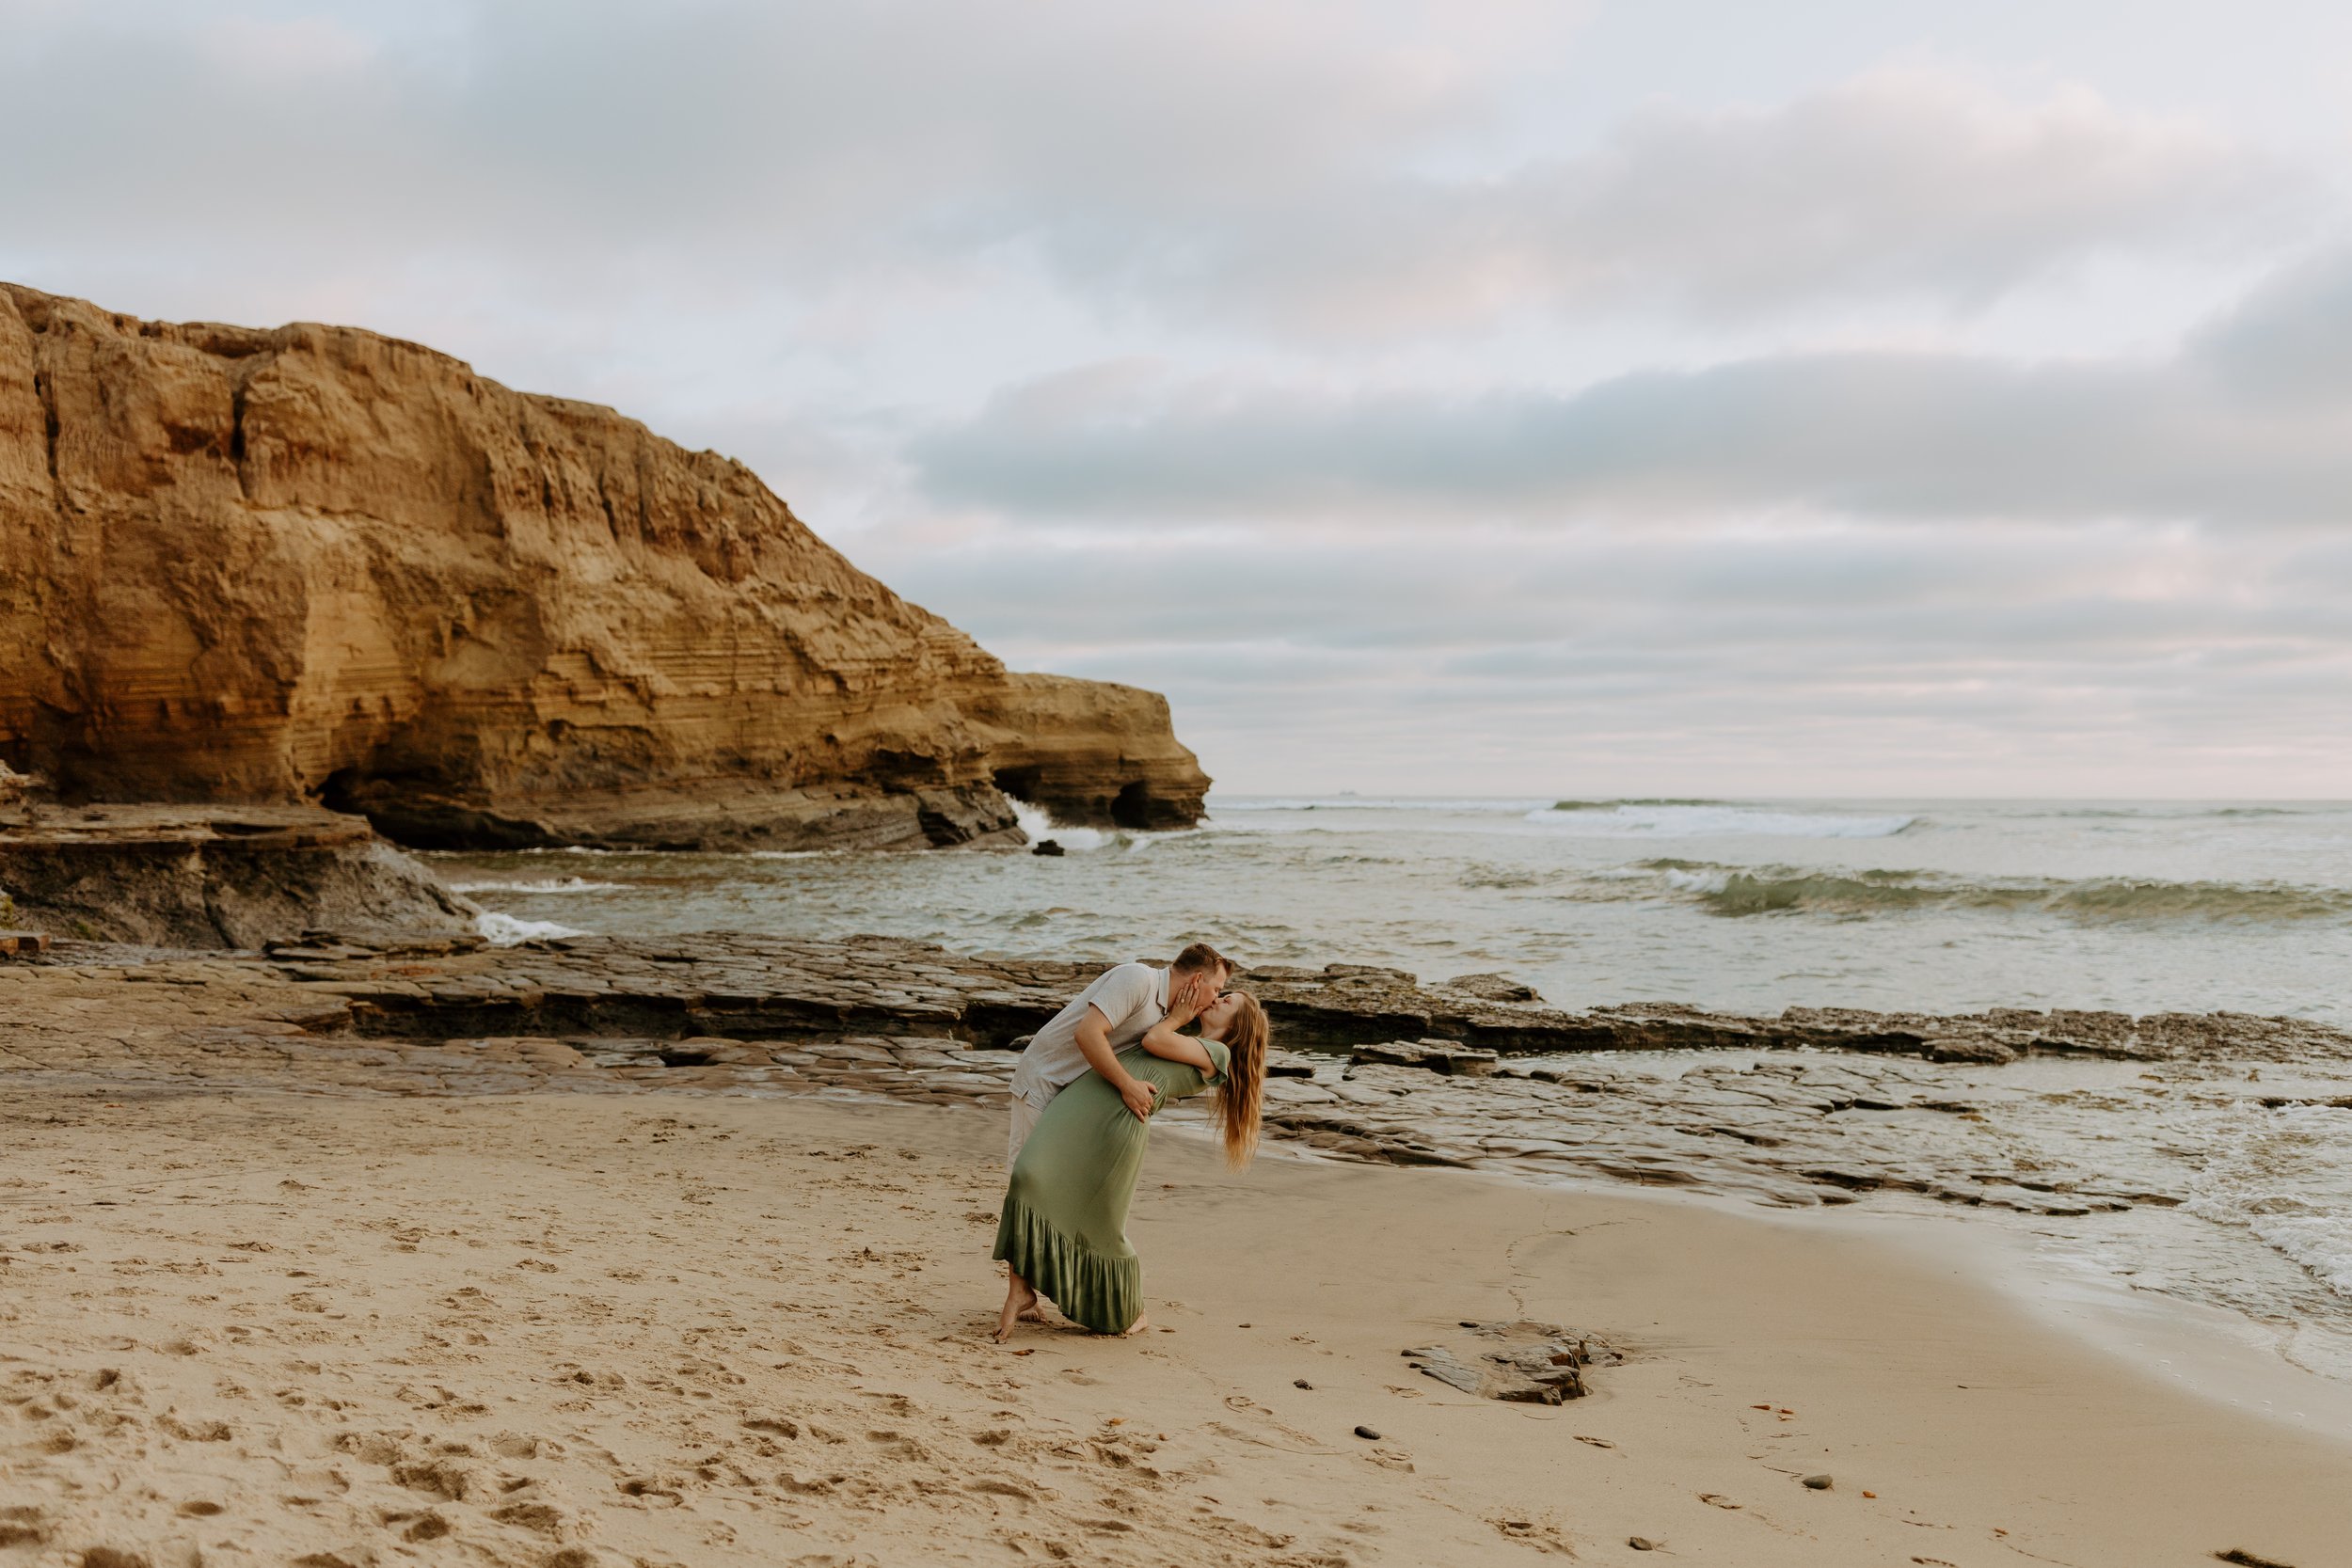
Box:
1136;1017;1217;1073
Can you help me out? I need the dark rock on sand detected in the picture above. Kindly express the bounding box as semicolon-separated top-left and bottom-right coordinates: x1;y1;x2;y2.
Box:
1402;1321;1620;1404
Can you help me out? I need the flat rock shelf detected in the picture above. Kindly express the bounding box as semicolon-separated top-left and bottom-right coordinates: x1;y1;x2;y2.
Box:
4;930;2348;1217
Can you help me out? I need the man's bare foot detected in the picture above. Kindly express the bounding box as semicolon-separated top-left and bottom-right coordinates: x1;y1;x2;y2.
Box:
995;1283;1039;1343
1120;1312;1152;1338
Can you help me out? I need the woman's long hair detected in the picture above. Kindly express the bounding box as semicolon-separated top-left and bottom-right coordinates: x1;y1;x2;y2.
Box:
1213;993;1269;1168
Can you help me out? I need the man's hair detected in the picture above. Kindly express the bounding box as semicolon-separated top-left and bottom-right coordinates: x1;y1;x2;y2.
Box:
1170;941;1233;977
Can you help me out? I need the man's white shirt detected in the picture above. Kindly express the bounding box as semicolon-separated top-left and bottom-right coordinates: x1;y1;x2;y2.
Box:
1008;961;1170;1108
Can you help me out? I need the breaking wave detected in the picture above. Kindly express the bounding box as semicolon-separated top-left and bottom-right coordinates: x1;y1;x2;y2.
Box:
446;876;628;895
2036;804;2338;821
1009;800;1149;854
1638;862;2350;924
1527;803;1918;839
477;911;587;946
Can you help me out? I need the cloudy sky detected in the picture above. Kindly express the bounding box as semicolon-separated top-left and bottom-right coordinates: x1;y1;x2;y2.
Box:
8;1;2351;798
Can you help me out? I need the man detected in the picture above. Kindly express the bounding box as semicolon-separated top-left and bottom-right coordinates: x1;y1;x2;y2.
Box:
1006;942;1233;1166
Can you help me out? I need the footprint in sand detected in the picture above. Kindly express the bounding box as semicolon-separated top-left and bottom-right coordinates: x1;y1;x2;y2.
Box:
0;1505;48;1548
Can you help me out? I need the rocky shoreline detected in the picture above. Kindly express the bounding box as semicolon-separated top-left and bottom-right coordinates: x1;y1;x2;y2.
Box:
7;929;2346;1220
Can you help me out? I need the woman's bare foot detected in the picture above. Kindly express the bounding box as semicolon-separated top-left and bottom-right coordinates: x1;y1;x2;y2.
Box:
1120;1312;1152;1338
994;1281;1040;1343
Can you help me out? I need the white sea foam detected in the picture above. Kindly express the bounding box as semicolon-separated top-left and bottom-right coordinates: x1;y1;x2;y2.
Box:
446;877;628;895
2185;1103;2352;1302
477;911;587;946
1011;800;1117;852
2250;1212;2352;1300
1524;803;1917;839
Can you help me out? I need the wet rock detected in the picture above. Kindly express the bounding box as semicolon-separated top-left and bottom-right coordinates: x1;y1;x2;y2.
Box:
0;930;51;957
1444;972;1539;1003
1352;1039;1500;1076
1030;839;1065;857
1924;1036;2020;1065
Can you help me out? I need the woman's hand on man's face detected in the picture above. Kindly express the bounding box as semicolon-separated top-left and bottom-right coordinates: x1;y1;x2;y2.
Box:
1168;972;1213;1022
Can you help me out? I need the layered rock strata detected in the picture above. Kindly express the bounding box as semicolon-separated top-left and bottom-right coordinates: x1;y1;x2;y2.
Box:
0;283;1208;848
0;804;477;948
5;933;2346;1219
35;931;2328;1064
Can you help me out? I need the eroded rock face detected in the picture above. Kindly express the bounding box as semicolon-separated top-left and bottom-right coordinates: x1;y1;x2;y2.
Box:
0;284;1208;847
0;804;478;947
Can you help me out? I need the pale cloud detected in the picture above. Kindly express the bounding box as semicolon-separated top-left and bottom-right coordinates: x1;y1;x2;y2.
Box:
915;247;2352;529
1097;65;2305;337
0;7;2304;342
2;0;2347;796
875;515;2352;794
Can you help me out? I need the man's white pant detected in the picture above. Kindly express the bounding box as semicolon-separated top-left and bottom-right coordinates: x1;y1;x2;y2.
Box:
1007;1091;1051;1168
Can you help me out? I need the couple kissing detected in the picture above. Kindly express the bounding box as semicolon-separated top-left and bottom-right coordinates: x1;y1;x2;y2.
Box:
992;942;1271;1340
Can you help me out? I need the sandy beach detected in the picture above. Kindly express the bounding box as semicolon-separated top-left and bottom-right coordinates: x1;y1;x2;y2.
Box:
5;1080;2346;1568
13;7;2352;1566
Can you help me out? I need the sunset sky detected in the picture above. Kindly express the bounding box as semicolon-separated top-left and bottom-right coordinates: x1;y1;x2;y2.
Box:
8;1;2351;797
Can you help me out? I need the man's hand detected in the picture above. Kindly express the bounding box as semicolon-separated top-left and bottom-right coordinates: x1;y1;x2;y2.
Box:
1117;1075;1159;1120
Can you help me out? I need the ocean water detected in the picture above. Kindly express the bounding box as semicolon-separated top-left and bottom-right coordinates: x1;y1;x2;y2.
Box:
437;795;2352;1386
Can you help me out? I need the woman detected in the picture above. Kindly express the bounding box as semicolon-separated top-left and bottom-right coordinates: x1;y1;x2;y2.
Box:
993;986;1270;1340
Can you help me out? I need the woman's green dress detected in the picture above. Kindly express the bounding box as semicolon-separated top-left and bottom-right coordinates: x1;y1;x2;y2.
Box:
993;1038;1231;1334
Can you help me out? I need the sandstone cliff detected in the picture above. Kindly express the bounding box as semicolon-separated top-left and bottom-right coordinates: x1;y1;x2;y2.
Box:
0;284;1208;849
